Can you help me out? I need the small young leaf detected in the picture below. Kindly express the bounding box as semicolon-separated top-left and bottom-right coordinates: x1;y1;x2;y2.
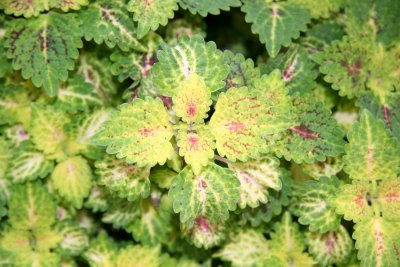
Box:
0;84;31;127
83;231;118;267
102;198;140;229
55;220;89;256
179;0;241;16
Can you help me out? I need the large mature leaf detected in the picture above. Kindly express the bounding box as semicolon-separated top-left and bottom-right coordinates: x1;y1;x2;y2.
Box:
7;141;54;184
242;0;310;57
0;84;31;126
306;225;353;266
8;182;56;230
179;0;241;16
52;156;92;209
80;0;144;52
377;179;400;221
2;0;88;17
150;35;229;96
128;0;179;39
229;157;282;209
5;12;83;96
344;110;400;181
94;98;174;167
291;177;341;233
353;218;400;267
169;163;240;226
30;104;70;157
95;155;151;201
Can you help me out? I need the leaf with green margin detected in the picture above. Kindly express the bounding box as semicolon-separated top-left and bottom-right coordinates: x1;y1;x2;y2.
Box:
55;220;89;256
179;0;241;16
312;36;370;99
2;0;88;17
353;218;400;267
302;20;346;49
52;156;92;209
116;245;159;267
0;84;31;126
182;216;226;249
222;50;259;92
330;181;373;223
176;124;215;175
214;230;269;267
306;225;353;266
169;163;240;226
79;0;145;52
13;251;60;267
94;98;174;167
95;154;151;201
150;166;177;189
128;0;179;39
259;46;318;95
31;228;62;251
102;198;140;229
83;231;118;267
344;110;400;181
377;179;400;221
5;124;31;147
126;196;172;246
5;12;83;96
291;177;341;233
0;136;11;178
84;186;110;213
209;87;267;162
30;104;70;157
150;35;229;96
241;0;310;58
8;182;56;230
273;94;345;163
0;41;12;78
289;0;343;19
55;74;102;113
6;141;54;184
357;92;400;144
172;74;212;123
229;157;282;209
301;156;344;180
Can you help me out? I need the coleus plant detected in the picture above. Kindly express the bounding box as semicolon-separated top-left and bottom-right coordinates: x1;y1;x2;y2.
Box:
0;0;399;267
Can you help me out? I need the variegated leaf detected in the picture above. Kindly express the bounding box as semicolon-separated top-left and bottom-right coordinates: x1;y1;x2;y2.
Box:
289;0;343;19
377;179;400;221
82;231;118;267
55;220;89;256
183;216;226;249
116;245;159;267
0;84;31;127
2;0;88;17
179;0;241;16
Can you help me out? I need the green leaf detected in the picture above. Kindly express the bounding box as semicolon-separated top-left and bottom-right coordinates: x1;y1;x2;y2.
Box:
52;156;92;209
169;163;240;226
2;0;88;17
229;157;282;209
289;0;343;19
242;0;310;57
55;74;102;113
291;177;341;233
269;212;305;252
8;182;56;230
176;124;215;175
55;220;89;256
344;110;400;181
5;12;83;96
102;198;140;228
127;0;179;39
30;104;70;157
150;35;229;96
7;141;54;184
80;0;145;52
0;84;31;127
83;231;118;267
116;245;159;267
273;94;345;163
13;251;60;267
353;218;400;267
94;98;174;167
179;0;241;16
306;225;353;266
215;230;269;267
377;179;400;221
95;155;151;201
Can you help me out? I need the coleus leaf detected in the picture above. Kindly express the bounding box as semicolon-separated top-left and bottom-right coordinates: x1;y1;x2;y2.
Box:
300;156;344;180
8;182;56;230
183;216;226;249
376;179;400;221
52;156;92;209
259;46;318;95
6;141;54;184
291;177;341;233
5;124;31;147
127;0;179;39
289;0;343;19
215;230;269;267
241;0;310;58
0;84;31;127
94;98;174;167
55;220;89;256
306;225;353;266
273;94;345;163
179;0;242;16
176;124;215;175
116;245;159;267
80;0;145;52
55;74;102;113
5;12;83;96
83;231;118;267
2;0;88;17
150;35;229;97
228;157;282;209
95;154;151;201
353;217;400;267
343;110;400;181
169;163;240;226
102;198;140;228
0;137;11;179
30;104;70;157
84;186;110;213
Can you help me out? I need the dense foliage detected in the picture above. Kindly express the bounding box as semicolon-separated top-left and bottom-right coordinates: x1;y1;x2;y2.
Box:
0;0;399;266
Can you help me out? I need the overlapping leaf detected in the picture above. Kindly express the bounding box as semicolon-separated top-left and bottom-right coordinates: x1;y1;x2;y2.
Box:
0;84;31;127
55;220;89;256
183;216;226;249
2;0;88;17
179;0;241;16
289;0;343;19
